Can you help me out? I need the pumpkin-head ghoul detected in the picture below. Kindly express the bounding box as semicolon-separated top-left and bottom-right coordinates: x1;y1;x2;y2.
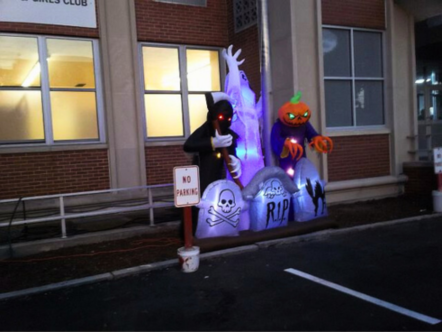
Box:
278;91;311;127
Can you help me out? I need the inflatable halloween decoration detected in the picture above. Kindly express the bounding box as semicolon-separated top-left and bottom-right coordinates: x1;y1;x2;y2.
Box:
223;45;265;187
271;92;333;177
243;167;299;231
292;158;328;222
195;180;246;238
183;92;242;194
183;92;242;234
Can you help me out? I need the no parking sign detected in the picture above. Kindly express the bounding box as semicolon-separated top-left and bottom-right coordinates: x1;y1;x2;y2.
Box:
173;166;200;207
434;147;442;174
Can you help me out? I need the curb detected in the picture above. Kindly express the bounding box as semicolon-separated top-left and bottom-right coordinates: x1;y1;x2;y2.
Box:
0;273;113;301
0;221;181;260
0;244;259;301
1;213;439;301
256;213;441;248
199;244;259;259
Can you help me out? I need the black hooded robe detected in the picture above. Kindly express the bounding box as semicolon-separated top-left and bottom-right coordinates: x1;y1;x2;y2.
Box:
182;92;239;236
183;93;239;194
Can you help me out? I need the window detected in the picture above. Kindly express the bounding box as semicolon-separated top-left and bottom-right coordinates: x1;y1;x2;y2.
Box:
0;34;103;145
234;0;257;33
140;44;222;139
323;27;384;128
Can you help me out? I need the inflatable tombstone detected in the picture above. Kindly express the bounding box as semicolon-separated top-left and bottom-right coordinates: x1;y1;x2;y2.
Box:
195;180;246;239
292;158;328;222
243;167;299;231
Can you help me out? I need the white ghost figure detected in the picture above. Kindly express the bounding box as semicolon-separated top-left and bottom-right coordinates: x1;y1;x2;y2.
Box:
223;45;265;188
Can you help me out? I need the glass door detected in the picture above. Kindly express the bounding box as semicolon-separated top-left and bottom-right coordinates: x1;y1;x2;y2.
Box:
417;84;442;160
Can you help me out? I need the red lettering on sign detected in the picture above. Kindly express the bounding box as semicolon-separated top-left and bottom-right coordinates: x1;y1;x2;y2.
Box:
176;188;198;196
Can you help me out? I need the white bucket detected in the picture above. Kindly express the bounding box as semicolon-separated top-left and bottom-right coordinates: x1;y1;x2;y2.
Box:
433;190;442;212
177;246;200;273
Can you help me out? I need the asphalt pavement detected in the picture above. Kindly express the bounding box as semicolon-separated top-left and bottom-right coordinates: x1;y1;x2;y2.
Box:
1;216;442;331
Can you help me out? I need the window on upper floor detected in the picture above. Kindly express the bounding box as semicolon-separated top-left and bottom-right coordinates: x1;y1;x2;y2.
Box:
323;27;385;128
140;43;222;139
0;34;104;145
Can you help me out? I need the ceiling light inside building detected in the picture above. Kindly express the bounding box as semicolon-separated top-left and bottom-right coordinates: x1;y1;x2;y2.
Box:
21;62;40;87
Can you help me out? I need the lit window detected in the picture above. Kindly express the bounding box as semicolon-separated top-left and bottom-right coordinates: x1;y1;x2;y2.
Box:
0;36;44;142
0;35;103;145
187;49;220;133
323;27;384;128
141;44;222;139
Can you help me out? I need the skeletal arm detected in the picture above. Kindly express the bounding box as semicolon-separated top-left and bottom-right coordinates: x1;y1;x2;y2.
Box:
222;45;244;107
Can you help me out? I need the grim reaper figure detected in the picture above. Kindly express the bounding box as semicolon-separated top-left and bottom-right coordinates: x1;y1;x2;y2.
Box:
183;92;242;193
183;92;242;234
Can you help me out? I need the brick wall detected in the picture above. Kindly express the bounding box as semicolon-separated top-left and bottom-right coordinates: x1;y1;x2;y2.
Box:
322;0;385;30
0;5;103;200
135;0;229;46
0;2;99;37
145;146;193;184
322;0;388;182
0;22;98;38
327;134;390;182
0;150;110;200
226;0;261;99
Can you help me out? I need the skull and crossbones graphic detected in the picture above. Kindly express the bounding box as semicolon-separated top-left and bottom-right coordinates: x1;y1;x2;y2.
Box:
206;189;241;227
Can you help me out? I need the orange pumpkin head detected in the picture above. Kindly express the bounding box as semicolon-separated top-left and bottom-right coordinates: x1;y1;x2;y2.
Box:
278;92;311;127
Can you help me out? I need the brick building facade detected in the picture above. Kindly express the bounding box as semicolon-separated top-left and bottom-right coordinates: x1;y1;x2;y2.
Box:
0;0;439;203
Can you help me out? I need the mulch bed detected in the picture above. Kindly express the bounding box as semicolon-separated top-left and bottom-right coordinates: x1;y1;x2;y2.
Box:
0;194;434;294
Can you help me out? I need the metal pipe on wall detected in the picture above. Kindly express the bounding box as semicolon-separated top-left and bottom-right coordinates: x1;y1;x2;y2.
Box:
258;0;275;166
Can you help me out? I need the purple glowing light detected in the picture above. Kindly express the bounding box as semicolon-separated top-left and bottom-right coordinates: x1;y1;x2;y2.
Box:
287;168;295;177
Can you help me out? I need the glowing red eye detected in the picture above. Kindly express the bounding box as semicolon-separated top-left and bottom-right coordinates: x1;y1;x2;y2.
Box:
219;115;224;120
228;118;231;121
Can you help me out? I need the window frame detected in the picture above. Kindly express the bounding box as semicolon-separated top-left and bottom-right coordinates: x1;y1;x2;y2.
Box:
153;0;207;6
139;42;226;142
323;25;387;131
0;33;105;147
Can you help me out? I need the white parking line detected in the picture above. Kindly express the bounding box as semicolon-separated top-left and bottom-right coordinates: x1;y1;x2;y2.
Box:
285;268;441;325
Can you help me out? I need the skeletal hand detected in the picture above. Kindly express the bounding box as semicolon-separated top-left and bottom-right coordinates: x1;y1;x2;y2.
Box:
229;155;242;179
222;45;245;67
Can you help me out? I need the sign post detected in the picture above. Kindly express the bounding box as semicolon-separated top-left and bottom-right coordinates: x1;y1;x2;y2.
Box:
173;166;201;272
434;148;442;191
173;166;200;248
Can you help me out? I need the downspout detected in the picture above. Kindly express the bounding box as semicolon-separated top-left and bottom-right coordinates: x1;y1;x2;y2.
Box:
258;0;275;166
